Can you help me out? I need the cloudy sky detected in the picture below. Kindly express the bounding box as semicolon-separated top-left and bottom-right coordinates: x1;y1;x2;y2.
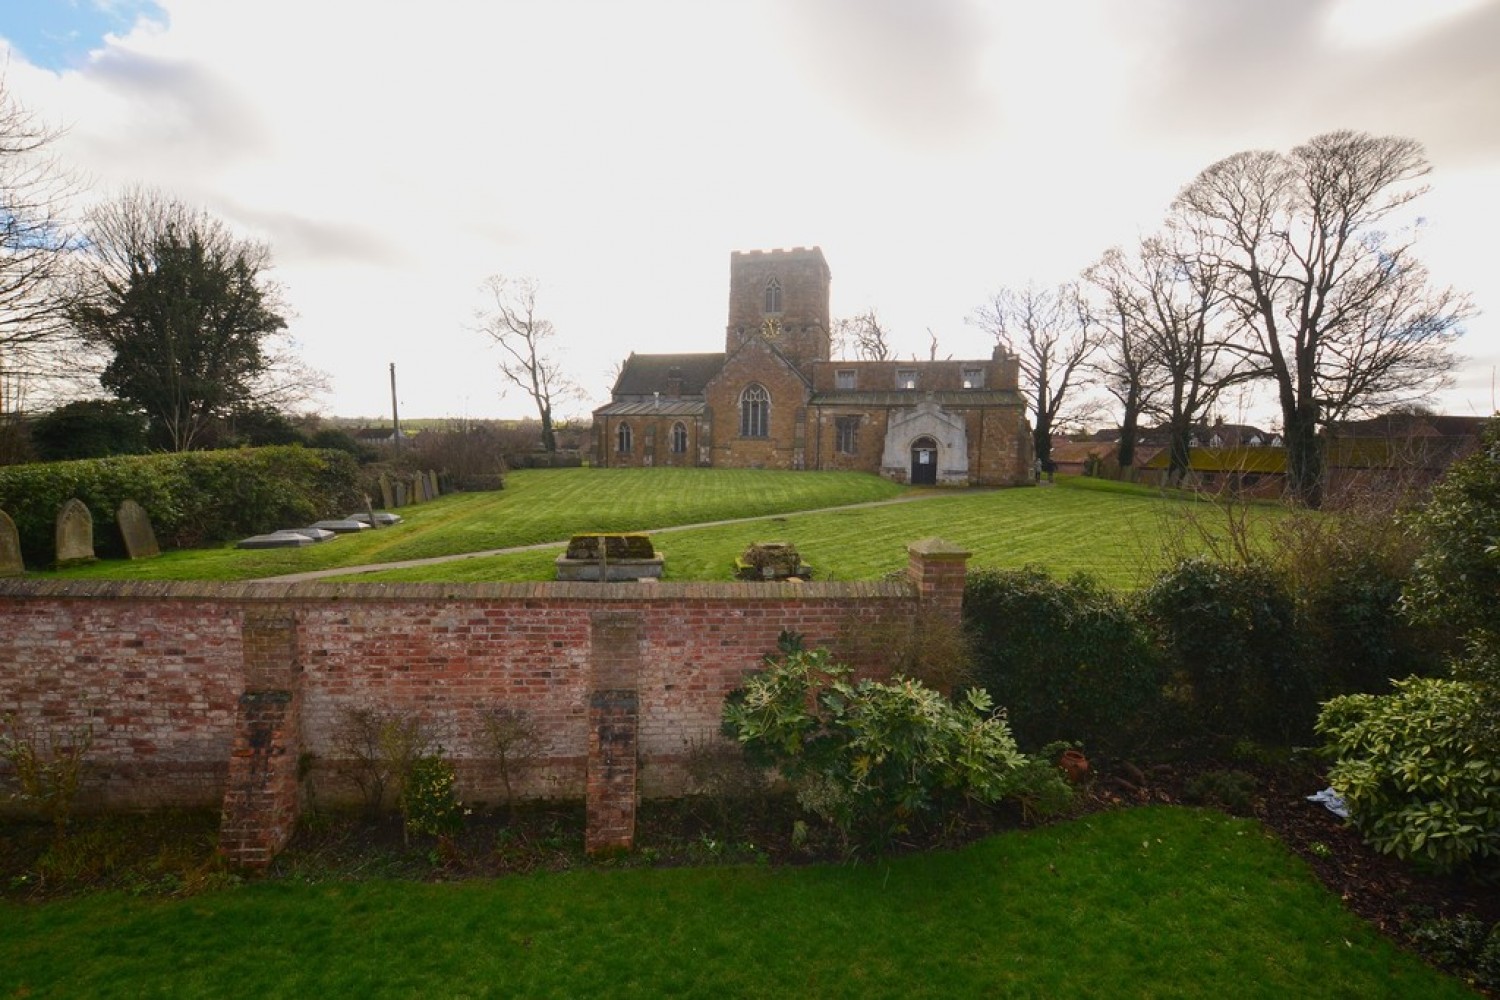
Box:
3;0;1497;426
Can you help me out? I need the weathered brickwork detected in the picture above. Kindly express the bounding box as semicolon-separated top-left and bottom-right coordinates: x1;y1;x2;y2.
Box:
0;542;967;857
704;338;812;470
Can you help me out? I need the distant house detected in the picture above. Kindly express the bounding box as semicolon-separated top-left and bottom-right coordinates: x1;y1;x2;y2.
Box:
1130;413;1488;499
352;426;407;446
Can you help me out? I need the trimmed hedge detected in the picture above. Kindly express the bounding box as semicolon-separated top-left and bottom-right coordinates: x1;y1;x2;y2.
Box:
964;567;1165;756
0;446;362;566
1140;558;1312;743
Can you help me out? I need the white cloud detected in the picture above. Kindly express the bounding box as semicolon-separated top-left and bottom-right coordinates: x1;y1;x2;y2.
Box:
3;0;1495;423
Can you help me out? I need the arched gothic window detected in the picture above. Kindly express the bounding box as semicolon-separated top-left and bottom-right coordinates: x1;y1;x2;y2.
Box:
764;278;782;315
740;384;770;438
616;422;632;454
670;421;688;454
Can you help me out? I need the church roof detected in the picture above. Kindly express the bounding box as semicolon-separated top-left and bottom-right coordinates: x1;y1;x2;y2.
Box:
809;389;1026;407
594;399;706;417
612;353;726;397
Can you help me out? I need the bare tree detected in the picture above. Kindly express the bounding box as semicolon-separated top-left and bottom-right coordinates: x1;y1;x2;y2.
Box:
1083;247;1163;473
832;308;894;361
475;274;575;453
1173;131;1468;506
0;78;82;427
970;282;1099;471
1087;232;1253;483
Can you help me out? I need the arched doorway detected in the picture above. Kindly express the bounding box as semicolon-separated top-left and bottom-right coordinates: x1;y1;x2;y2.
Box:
910;436;938;485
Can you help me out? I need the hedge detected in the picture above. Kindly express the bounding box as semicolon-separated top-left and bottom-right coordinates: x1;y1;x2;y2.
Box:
0;446;363;566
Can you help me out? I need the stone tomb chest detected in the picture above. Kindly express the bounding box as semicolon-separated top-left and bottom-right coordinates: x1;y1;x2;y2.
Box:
555;533;664;582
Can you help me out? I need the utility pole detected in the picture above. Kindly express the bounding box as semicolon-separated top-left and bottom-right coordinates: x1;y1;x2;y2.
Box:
390;362;402;454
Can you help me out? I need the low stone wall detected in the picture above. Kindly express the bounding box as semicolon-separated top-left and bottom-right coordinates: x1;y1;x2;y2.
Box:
0;540;969;864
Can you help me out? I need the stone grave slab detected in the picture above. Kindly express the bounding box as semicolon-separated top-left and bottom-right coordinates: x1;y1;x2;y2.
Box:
310;519;369;533
349;511;402;527
556;533;664;582
288;527;337;542
55;499;95;565
0;509;22;577
237;530;318;549
116;499;160;559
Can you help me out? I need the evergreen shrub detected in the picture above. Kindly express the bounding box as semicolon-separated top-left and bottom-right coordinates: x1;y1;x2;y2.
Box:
1140;558;1312;742
963;567;1163;755
0;445;361;564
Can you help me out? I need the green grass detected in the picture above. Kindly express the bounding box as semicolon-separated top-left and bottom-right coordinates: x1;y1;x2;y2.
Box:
0;808;1464;998
40;468;1290;589
43;468;909;583
351;477;1287;590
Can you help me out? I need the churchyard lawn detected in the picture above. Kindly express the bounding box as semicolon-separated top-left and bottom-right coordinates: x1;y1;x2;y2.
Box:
42;468;1287;589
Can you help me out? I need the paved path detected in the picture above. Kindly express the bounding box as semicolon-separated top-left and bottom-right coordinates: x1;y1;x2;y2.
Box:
262;490;969;583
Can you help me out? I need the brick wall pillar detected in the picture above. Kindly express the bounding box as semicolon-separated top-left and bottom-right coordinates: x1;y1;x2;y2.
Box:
586;612;641;853
906;537;971;629
219;610;302;869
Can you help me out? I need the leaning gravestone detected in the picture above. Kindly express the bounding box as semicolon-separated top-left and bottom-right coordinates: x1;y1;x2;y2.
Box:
427;470;440;498
378;473;394;510
55;499;95;565
116;499;160;559
0;509;22;577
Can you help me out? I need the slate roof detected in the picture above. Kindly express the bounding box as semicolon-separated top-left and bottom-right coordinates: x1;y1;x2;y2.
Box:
593;399;707;417
807;389;1025;407
611;353;726;397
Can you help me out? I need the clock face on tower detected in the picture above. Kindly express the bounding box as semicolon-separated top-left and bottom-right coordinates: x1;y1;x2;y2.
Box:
760;318;782;340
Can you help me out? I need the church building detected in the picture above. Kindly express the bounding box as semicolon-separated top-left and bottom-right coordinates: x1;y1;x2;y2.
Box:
592;247;1034;486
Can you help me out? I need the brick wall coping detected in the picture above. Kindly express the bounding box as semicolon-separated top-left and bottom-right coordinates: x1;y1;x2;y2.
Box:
0;577;913;603
906;537;973;561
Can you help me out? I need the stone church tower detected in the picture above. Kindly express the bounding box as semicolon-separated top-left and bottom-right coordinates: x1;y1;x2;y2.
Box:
724;247;831;367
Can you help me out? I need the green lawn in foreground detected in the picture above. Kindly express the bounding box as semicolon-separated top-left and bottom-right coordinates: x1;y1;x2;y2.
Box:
43;468;909;583
350;476;1288;589
0;808;1464;998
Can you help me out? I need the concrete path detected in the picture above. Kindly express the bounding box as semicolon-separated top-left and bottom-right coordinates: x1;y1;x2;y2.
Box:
262;490;971;583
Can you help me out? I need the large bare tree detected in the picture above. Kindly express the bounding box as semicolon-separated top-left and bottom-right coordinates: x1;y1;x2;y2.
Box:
0;78;81;429
970;282;1098;471
476;274;575;453
1086;231;1252;483
1083;247;1163;473
1173;131;1468;506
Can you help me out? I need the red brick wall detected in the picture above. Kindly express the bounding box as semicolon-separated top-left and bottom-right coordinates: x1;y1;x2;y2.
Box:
0;576;933;809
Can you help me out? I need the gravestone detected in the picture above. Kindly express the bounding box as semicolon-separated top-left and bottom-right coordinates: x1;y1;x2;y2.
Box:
427;470;440;498
734;541;812;581
237;530;317;549
378;473;394;510
556;533;664;582
0;509;22;577
116;499;160;559
409;473;425;503
393;480;408;507
350;510;402;527
310;519;368;533
55;499;95;565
